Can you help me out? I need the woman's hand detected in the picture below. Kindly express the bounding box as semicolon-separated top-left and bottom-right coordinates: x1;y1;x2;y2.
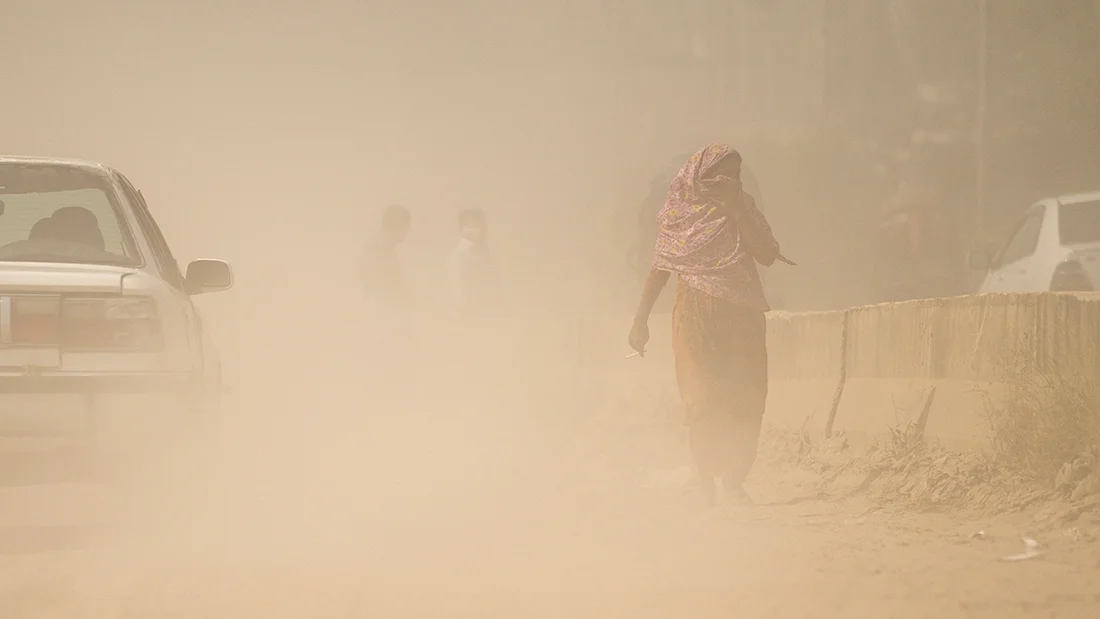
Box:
628;319;650;357
629;268;670;357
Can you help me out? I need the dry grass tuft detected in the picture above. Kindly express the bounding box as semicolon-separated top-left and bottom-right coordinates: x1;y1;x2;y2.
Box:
984;359;1100;486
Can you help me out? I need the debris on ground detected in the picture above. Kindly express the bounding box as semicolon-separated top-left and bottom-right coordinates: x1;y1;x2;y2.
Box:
1000;536;1043;562
1064;527;1096;544
757;429;1100;528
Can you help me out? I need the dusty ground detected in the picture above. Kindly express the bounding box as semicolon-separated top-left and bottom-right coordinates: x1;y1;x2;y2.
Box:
0;322;1099;619
0;493;1097;618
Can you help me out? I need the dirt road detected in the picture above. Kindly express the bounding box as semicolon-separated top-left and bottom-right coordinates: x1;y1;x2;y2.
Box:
1;420;1098;618
0;323;1097;619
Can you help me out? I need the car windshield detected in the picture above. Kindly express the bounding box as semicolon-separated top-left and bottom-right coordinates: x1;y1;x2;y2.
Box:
1058;200;1100;246
0;162;137;266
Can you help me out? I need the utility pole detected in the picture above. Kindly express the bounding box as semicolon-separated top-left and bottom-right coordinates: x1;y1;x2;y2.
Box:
732;0;749;113
974;0;988;243
821;0;844;128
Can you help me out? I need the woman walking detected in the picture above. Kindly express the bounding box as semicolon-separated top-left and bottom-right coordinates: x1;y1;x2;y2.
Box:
628;144;784;506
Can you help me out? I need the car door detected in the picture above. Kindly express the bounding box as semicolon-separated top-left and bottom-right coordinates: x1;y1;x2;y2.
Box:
982;208;1045;293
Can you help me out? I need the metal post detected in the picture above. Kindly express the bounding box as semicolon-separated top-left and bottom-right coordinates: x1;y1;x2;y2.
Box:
733;0;749;111
822;0;843;127
975;0;988;243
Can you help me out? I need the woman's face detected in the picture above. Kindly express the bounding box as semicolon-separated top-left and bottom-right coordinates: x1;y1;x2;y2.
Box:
710;155;742;182
709;155;743;200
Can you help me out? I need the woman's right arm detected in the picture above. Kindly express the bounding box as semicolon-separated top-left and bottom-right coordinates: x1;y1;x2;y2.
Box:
628;266;670;355
633;267;671;326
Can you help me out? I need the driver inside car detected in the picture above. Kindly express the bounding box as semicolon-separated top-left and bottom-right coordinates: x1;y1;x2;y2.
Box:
27;207;106;251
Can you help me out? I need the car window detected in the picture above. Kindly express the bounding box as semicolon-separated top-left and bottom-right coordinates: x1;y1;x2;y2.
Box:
1058;200;1100;246
115;174;185;290
0;163;138;266
997;211;1043;266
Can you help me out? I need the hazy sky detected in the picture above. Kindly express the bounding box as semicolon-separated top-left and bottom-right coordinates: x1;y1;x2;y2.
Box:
0;1;890;314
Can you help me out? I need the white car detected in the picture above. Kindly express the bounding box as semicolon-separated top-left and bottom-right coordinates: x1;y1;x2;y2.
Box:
0;156;232;441
970;191;1100;293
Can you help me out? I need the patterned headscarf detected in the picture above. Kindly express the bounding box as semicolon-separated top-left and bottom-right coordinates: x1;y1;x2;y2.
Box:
653;143;767;306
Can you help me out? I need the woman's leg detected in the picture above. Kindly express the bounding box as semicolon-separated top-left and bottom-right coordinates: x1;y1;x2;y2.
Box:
722;403;764;500
676;351;724;505
719;310;769;501
686;418;719;505
672;289;721;505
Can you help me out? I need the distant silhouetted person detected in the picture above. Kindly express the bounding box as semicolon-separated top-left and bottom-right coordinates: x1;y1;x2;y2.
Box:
448;207;498;323
361;204;414;410
362;204;411;312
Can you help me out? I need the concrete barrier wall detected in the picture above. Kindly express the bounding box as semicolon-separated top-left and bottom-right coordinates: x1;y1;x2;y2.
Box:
766;311;845;437
602;292;1100;451
827;294;1100;448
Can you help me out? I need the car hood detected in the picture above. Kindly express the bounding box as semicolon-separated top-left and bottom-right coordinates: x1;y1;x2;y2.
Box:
0;262;139;294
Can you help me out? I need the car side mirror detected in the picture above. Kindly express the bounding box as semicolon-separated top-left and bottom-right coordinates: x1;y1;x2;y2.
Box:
185;259;233;295
967;250;992;271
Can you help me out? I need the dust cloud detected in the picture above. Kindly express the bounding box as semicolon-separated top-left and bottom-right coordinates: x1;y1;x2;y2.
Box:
0;2;775;616
3;2;1100;617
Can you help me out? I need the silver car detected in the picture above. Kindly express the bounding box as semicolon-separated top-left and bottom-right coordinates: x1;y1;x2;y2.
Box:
0;156;232;442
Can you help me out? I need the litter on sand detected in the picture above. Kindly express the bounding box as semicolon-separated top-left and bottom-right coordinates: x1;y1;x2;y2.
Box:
999;536;1042;562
